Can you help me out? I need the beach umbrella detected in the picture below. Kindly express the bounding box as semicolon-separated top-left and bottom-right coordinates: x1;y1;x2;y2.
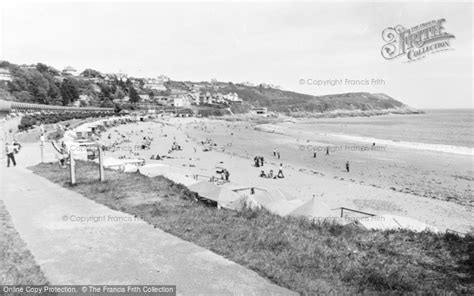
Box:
288;197;335;221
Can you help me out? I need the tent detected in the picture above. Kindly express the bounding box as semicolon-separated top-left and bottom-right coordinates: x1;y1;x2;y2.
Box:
139;164;197;186
267;189;299;201
265;199;306;217
188;181;241;209
349;214;439;233
188;180;220;196
289;197;337;222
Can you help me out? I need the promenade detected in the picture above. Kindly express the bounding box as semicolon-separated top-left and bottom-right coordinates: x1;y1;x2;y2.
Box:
0;143;296;295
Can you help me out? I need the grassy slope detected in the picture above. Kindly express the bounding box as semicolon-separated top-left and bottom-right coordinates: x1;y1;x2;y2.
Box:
0;200;49;285
30;161;473;295
197;82;418;115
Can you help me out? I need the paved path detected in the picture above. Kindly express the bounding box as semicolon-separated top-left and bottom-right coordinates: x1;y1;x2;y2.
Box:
0;144;296;295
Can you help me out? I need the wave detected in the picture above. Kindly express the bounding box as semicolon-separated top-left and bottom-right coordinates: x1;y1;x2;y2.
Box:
325;133;474;156
255;124;474;156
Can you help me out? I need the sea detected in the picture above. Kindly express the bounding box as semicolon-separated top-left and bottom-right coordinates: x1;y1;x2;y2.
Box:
296;109;474;156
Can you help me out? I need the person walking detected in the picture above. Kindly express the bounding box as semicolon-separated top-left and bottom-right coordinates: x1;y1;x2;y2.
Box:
326;146;330;155
346;161;350;172
224;169;230;181
277;163;284;178
277;152;281;159
5;142;16;167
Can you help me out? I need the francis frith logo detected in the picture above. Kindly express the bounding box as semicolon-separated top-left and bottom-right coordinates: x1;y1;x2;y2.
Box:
381;19;455;62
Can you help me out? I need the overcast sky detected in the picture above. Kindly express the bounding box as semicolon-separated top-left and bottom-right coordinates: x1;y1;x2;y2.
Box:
0;1;472;109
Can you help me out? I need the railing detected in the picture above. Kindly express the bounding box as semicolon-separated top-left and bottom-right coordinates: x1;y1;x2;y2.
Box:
0;99;114;113
445;229;467;237
331;207;376;218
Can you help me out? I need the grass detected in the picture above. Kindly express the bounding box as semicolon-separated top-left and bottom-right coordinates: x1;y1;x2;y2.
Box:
0;200;50;286
31;161;474;295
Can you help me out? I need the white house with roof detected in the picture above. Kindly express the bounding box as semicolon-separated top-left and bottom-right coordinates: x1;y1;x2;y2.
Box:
144;78;167;91
223;92;242;103
0;69;12;82
63;66;77;76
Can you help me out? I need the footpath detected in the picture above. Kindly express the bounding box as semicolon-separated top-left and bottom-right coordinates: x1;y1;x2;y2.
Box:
0;143;296;295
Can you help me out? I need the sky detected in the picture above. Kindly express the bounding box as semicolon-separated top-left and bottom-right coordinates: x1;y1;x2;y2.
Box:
0;1;472;109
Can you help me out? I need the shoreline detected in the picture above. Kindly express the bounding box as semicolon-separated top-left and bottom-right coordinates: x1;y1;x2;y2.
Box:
97;116;473;233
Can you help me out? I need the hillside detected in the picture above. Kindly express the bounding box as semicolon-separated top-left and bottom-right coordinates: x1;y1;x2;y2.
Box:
197;81;422;117
0;60;422;117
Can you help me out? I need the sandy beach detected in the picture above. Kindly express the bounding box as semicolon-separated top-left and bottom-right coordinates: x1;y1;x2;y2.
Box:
98;116;473;233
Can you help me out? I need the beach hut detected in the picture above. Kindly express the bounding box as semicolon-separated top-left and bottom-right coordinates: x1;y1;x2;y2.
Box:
348;214;439;233
288;197;337;222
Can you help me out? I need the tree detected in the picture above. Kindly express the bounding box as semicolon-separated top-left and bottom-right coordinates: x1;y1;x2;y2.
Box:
60;78;80;106
80;68;103;78
113;88;125;101
12;91;33;102
128;86;140;103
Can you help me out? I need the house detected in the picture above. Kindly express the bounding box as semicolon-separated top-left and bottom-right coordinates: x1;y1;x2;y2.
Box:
62;66;77;76
144;78;167;91
199;92;213;104
139;94;151;102
169;95;190;108
251;107;268;116
0;68;12;82
223;92;242;103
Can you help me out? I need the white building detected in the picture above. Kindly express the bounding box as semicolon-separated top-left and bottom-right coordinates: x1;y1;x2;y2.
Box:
170;95;190;108
144;78;167;91
0;68;12;82
223;92;242;103
63;66;77;76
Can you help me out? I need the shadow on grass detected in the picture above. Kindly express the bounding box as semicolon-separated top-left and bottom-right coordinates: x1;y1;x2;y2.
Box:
30;161;474;295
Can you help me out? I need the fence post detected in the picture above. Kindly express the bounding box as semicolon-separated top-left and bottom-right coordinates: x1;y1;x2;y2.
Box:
99;146;105;182
40;142;44;163
70;150;76;185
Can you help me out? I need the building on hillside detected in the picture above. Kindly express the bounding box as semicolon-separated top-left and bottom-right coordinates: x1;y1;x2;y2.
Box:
189;91;200;105
144;78;167;91
223;92;242;103
251;107;268;116
157;75;170;83
169;95;191;108
139;94;151;102
199;92;213;105
63;66;77;76
20;64;36;70
0;68;12;82
115;72;128;82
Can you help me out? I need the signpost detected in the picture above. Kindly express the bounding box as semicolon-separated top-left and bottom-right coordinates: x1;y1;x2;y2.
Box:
70;150;75;185
99;146;105;182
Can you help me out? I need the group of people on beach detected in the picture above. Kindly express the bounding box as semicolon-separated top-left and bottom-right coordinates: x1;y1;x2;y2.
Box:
259;163;285;179
254;156;265;167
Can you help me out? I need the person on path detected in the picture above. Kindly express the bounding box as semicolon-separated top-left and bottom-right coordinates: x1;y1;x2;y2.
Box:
326;146;330;155
346;161;350;172
5;142;16;167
